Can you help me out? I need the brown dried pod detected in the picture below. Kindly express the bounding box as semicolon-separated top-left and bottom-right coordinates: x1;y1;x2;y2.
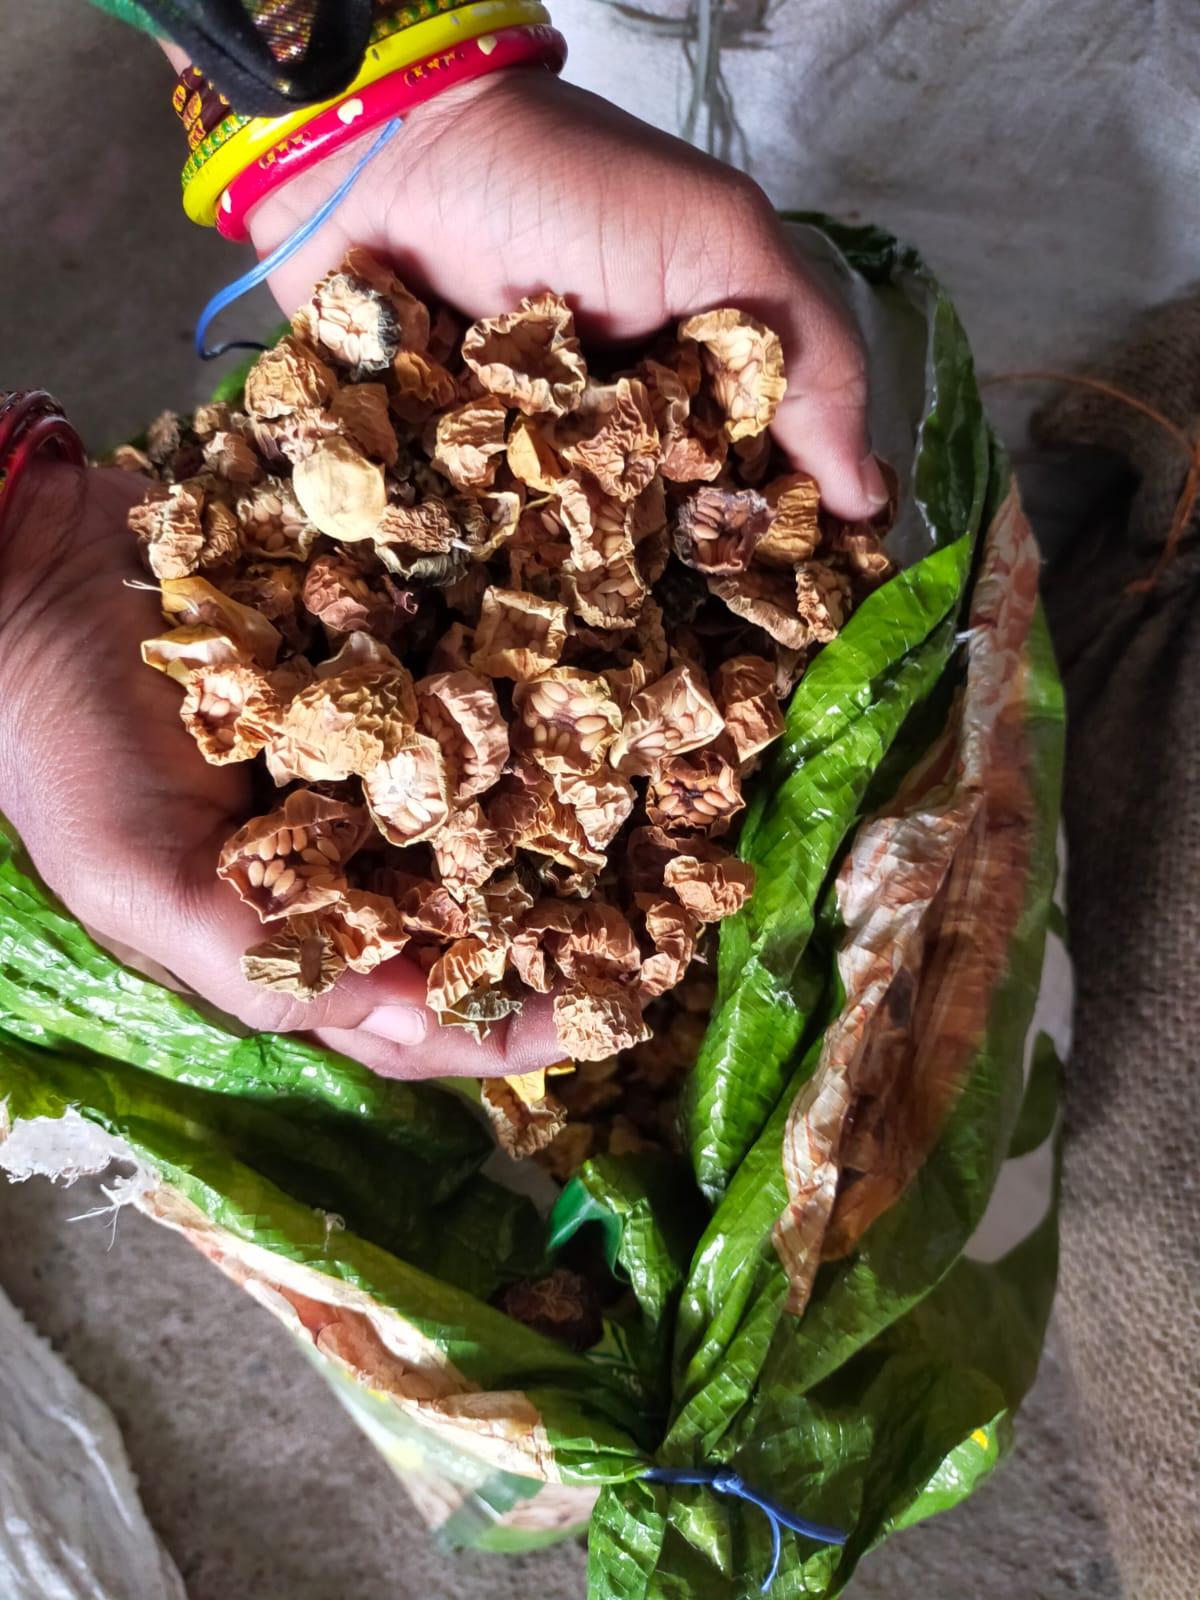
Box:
244;335;337;419
202;430;262;487
545;901;642;986
506;414;564;492
379;874;480;943
241;916;347;1000
431;803;513;895
664;848;755;922
180;661;282;764
223;561;311;655
301;549;412;641
553;981;650;1060
615;596;669;681
621;823;694;895
480;871;535;929
426;935;507;1010
159;576;281;667
646;740;745;835
511;667;622;778
481;1077;568;1159
202;498;242;566
486;761;606;879
316;889;409;973
504;498;571;597
564;551;648;631
426;937;518;1037
363;729;452;846
218;790;370;922
144;411;186;466
554;473;637;580
557;378;660;503
141;625;246;684
609;664;724;775
390;348;458;424
292;435;387;543
316;631;410;683
712;654;785;762
108;444;156;476
239;406;341;468
235;478;319;562
462;293;587;417
708;566;814;650
673;486;771;575
470;586;569;681
678;308;786;441
375;495;460;560
756;472;821;566
636;896;701;1000
794;561;852;644
431;395;509;490
636;359;727;484
827;524;895;589
293;248;430;376
191;402;232;441
329;382;399;466
267;650;417;784
552;766;636;850
508;928;555;994
601;660;648;716
129;481;215;580
498;1268;602;1351
415;669;509;798
455;485;524;562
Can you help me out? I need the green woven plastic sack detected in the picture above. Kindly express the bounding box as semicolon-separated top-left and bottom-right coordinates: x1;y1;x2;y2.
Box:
0;219;1067;1594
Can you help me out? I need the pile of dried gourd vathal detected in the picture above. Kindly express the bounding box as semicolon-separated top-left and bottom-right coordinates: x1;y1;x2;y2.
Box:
117;248;895;1178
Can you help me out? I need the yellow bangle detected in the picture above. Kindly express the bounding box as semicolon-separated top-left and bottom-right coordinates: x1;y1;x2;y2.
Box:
182;0;551;227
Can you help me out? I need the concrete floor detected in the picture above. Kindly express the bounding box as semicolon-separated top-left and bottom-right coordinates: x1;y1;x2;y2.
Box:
0;3;1120;1596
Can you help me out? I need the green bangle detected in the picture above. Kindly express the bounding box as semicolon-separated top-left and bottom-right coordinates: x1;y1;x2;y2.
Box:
179;0;478;188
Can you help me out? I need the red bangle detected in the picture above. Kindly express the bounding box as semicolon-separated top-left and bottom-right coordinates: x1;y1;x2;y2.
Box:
215;24;567;242
0;392;85;539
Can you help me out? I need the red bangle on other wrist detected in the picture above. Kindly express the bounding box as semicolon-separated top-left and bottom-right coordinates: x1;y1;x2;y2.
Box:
215;24;567;243
0;392;85;539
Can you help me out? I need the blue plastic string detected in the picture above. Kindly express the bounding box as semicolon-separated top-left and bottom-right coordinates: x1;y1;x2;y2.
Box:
642;1466;847;1592
195;117;405;361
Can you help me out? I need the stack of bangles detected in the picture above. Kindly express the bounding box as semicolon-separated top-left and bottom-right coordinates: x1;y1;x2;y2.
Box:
176;0;566;242
0;392;85;539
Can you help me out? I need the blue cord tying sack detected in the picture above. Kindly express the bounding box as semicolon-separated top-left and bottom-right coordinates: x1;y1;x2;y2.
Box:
642;1466;847;1591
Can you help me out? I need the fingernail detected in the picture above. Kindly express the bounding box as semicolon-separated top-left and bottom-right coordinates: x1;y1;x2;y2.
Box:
363;1005;428;1046
858;454;890;512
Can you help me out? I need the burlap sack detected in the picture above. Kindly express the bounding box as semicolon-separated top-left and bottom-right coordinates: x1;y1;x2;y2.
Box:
1035;294;1200;1600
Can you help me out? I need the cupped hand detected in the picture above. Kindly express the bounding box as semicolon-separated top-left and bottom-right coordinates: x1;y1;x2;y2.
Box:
0;462;560;1078
245;70;885;521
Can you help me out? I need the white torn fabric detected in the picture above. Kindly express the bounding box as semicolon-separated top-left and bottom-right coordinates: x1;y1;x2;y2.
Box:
0;1286;186;1600
0;1110;147;1191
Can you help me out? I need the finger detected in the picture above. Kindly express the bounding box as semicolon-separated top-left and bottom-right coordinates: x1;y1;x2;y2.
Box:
687;198;887;522
156;876;563;1080
313;989;562;1082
